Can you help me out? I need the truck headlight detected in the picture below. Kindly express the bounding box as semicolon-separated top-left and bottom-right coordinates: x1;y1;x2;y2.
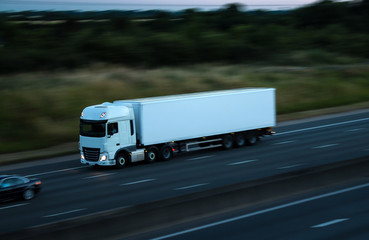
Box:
81;154;85;160
100;154;107;161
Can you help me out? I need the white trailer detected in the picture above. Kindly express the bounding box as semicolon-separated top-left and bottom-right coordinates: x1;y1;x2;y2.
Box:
79;88;276;168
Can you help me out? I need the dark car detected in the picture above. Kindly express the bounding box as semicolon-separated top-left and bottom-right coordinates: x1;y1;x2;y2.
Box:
0;175;41;201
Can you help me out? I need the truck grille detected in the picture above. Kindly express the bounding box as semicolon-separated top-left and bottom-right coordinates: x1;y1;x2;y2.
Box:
83;147;100;162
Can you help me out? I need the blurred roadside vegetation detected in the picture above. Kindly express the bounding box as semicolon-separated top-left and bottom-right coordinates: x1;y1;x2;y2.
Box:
0;0;369;153
1;64;369;153
1;0;369;71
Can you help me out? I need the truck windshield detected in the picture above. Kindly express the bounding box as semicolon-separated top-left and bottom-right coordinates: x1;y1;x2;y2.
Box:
80;120;107;137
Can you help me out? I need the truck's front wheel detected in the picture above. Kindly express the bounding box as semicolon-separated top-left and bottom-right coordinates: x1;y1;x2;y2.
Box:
116;153;128;168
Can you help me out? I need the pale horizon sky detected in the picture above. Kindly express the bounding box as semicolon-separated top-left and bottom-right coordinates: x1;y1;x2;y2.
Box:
0;0;351;12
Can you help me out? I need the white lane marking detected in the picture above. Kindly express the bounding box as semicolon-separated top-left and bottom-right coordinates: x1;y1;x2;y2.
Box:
188;155;214;161
273;140;296;145
311;218;349;228
345;128;364;132
17;118;367;178
43;208;86;218
26;166;88;177
277;163;305;170
151;182;369;240
313;144;339;149
174;183;209;190
276;117;369;136
228;160;257;166
84;173;116;179
121;179;155;186
0;203;29;210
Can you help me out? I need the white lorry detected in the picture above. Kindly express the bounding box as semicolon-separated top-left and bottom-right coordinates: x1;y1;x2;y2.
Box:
79;88;276;168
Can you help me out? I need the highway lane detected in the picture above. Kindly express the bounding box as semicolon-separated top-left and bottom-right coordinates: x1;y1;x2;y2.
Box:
0;109;368;235
145;181;369;240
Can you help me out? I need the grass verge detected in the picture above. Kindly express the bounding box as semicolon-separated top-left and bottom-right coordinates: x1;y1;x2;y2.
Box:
1;63;369;155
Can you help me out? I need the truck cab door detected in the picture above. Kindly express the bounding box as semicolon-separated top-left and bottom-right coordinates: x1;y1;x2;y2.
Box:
107;122;121;154
107;121;131;148
118;121;131;147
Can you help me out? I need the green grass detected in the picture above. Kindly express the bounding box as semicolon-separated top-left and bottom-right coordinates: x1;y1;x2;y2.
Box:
1;63;369;153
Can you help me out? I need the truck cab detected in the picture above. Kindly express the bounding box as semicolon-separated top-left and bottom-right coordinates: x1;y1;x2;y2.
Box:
79;103;137;167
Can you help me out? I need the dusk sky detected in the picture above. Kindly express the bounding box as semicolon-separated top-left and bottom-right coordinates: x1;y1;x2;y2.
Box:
0;0;350;12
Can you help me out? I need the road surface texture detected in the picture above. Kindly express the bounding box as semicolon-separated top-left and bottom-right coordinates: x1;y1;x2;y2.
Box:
142;181;369;240
0;109;368;239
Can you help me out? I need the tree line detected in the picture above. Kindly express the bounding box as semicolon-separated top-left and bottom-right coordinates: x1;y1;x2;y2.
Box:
0;0;369;73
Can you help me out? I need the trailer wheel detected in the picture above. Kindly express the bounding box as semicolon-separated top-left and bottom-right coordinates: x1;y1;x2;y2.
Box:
234;133;246;147
246;131;258;146
160;145;173;161
222;135;234;150
146;147;158;163
116;153;128;168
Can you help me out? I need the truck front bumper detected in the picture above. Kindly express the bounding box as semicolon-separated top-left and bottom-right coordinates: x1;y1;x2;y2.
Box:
80;152;116;166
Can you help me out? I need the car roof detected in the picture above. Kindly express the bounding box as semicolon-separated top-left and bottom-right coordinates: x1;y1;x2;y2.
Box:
0;175;12;180
0;175;28;180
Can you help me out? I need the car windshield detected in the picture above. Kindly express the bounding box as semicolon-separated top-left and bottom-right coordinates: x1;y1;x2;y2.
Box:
80;120;107;137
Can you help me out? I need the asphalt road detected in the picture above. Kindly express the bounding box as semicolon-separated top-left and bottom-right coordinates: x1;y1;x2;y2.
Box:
143;181;369;240
0;109;368;235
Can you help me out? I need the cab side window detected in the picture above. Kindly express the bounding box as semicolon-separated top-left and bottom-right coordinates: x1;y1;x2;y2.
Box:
130;120;134;136
108;122;118;136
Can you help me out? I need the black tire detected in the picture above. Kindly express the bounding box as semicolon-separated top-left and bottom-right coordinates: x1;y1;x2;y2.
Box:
234;133;246;147
222;135;234;150
146;147;159;163
245;131;258;146
159;145;173;161
116;153;129;168
23;189;35;200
